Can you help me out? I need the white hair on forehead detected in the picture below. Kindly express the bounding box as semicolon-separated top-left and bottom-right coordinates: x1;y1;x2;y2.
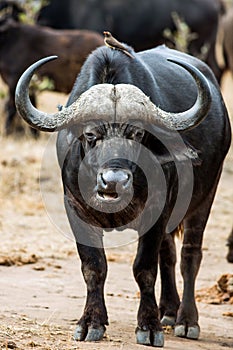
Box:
72;83;155;123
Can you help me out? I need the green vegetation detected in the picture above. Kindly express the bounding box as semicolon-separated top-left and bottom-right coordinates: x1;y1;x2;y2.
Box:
19;0;49;24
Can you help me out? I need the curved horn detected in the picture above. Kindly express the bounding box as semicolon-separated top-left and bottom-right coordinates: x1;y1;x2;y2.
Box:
155;58;212;131
15;56;116;132
15;56;60;132
113;56;211;131
115;59;211;131
15;56;211;132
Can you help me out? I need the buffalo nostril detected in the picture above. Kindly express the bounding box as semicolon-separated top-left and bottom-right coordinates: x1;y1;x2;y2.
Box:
100;172;107;186
120;173;131;189
97;172;107;189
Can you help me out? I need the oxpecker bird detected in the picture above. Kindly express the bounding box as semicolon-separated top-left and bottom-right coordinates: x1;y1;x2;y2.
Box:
103;31;134;59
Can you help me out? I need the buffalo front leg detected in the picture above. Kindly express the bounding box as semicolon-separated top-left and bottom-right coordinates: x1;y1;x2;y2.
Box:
64;197;108;342
133;227;164;347
74;243;108;342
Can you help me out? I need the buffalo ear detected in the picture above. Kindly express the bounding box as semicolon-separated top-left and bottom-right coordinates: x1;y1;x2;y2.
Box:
174;142;202;166
144;124;202;166
156;141;201;166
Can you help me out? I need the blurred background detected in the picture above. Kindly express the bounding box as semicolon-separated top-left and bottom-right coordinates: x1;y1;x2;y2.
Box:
0;0;233;135
0;2;233;349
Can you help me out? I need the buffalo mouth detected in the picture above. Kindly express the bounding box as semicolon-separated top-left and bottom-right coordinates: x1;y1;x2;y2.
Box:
96;190;122;203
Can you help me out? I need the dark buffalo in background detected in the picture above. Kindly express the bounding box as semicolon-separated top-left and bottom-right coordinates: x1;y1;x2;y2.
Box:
214;5;233;263
216;6;233;79
0;10;103;135
37;0;225;81
15;37;231;346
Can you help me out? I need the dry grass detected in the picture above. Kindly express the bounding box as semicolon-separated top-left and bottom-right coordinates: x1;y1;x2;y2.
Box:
0;314;77;350
196;274;233;305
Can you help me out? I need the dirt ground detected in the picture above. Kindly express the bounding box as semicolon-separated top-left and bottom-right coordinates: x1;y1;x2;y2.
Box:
0;71;233;350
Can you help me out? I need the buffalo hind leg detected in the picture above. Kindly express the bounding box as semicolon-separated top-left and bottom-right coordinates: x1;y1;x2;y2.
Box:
175;182;221;340
159;229;180;327
5;95;17;136
5;91;39;137
133;226;164;347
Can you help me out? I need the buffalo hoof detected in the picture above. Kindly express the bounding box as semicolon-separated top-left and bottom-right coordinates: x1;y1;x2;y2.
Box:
174;324;200;339
136;328;164;347
74;324;105;341
160;315;176;326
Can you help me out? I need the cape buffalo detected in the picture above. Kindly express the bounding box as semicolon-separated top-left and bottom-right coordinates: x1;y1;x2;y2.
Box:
15;38;231;347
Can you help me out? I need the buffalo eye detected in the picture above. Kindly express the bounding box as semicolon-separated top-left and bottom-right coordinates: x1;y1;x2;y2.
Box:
135;129;145;140
84;132;97;143
130;128;145;142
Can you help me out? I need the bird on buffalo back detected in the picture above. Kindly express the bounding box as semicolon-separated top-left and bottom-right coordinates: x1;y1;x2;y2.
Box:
103;31;134;59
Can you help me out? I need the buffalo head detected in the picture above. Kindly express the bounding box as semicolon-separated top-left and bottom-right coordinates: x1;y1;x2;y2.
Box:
15;55;211;231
